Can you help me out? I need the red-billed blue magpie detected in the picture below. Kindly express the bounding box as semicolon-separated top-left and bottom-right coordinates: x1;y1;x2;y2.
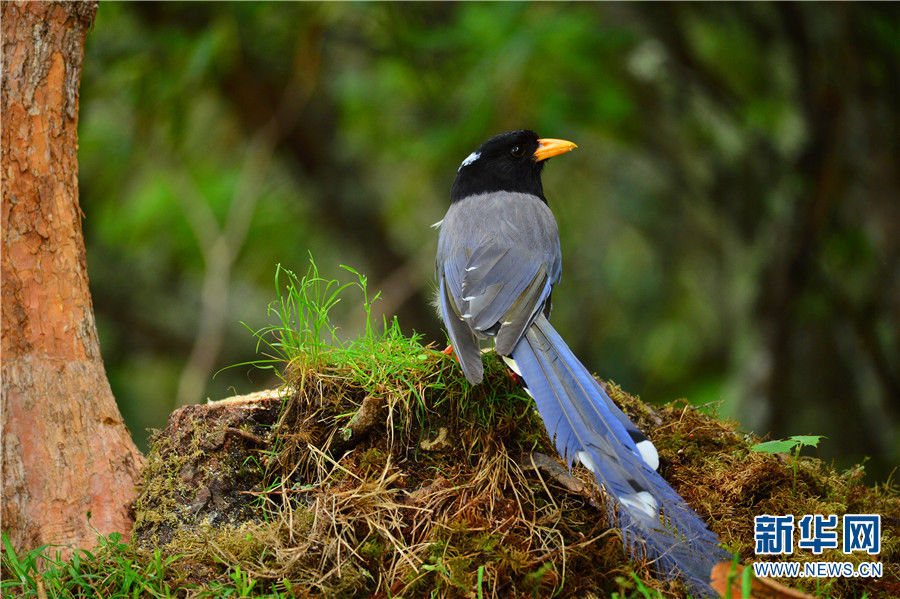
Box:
434;130;729;596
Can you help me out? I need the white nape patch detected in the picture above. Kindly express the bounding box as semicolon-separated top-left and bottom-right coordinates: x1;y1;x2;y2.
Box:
430;219;443;229
502;356;522;377
636;440;659;471
458;151;481;171
465;265;478;272
621;491;659;520
461;313;472;319
577;451;596;473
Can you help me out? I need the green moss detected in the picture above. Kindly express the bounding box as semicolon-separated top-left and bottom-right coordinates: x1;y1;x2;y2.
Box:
132;399;277;547
132;420;210;543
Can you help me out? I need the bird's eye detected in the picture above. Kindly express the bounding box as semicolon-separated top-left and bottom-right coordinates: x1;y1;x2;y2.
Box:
510;145;525;158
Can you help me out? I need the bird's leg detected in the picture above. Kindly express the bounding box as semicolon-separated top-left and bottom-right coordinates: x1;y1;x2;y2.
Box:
499;354;524;386
441;345;455;356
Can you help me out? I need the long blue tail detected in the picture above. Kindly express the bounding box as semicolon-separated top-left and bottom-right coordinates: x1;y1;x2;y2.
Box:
509;313;729;597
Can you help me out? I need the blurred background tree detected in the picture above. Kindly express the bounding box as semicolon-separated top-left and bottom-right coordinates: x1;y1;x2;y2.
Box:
78;3;898;481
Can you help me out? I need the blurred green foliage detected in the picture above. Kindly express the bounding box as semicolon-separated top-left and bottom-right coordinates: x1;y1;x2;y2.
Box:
78;3;898;480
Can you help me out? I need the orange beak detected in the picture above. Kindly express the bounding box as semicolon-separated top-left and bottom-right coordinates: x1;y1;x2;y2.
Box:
534;138;577;162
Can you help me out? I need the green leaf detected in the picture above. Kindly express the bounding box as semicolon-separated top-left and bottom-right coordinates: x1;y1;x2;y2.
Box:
789;435;824;448
741;561;753;598
751;439;797;454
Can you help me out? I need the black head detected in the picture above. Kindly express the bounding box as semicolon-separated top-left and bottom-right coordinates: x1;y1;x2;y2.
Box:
449;130;576;203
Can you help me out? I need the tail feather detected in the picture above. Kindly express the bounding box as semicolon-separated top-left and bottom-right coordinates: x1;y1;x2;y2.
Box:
510;314;729;597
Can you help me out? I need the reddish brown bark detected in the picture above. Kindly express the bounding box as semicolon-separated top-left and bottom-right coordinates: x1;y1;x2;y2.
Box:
1;1;144;555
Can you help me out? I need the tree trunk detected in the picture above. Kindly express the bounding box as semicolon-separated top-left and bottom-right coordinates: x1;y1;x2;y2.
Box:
1;1;144;555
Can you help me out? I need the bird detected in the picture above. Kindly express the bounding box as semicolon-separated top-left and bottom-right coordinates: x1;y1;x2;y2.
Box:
434;130;730;597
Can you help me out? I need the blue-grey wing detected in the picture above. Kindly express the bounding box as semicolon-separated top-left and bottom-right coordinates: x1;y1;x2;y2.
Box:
435;192;561;382
437;275;484;383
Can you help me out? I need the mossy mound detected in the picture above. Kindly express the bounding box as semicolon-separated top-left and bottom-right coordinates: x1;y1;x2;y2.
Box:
127;347;898;598
132;390;286;547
